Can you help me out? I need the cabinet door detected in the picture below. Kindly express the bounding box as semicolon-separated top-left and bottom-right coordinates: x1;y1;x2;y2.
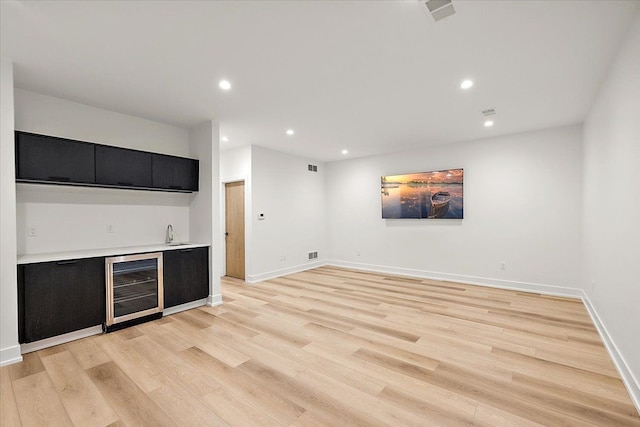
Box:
18;258;105;343
152;154;199;192
95;145;152;188
16;132;95;184
163;248;209;308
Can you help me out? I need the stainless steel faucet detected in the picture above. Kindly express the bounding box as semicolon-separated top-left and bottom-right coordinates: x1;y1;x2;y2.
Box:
166;224;174;244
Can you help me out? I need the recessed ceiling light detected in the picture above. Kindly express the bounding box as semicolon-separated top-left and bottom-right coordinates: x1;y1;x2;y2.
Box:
341;149;348;155
484;120;494;127
221;136;229;142
219;80;231;90
286;129;294;136
460;79;474;90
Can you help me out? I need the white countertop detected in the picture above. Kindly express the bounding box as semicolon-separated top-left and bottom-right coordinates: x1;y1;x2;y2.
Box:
17;243;210;264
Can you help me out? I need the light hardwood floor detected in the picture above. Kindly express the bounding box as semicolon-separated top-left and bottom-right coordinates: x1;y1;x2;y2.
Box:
1;266;639;426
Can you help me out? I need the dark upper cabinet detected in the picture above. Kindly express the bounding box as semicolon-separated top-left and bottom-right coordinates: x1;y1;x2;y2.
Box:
18;257;105;343
15;132;95;184
15;131;198;192
95;145;152;188
152;154;199;192
163;247;209;308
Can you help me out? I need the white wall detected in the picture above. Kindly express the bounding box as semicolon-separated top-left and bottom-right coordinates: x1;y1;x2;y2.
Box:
14;90;192;254
326;125;583;294
221;145;251;181
583;12;640;403
0;59;21;365
220;146;252;277
15;89;189;156
16;186;190;254
249;145;327;282
189;121;222;305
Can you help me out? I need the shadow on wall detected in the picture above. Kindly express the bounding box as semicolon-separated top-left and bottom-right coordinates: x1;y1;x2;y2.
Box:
384;219;463;228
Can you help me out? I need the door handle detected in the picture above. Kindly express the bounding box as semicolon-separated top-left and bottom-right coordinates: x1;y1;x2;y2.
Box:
224;232;229;237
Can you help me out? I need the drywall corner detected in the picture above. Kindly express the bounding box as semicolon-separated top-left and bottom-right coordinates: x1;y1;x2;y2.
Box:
0;58;21;366
189;121;222;303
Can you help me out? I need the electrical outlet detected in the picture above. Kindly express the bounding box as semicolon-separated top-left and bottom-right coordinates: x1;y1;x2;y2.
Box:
357;250;361;257
499;261;506;271
28;226;38;237
280;255;286;261
106;224;114;233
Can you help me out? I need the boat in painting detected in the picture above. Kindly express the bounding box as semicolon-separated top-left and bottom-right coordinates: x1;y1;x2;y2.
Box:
429;191;451;218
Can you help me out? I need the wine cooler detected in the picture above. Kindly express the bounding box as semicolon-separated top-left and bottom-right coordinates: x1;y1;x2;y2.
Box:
105;252;163;331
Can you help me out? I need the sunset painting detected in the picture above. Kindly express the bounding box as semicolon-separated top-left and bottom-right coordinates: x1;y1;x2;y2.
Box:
381;169;463;219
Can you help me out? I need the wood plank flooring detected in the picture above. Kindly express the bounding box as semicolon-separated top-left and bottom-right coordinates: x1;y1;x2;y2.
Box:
1;266;638;426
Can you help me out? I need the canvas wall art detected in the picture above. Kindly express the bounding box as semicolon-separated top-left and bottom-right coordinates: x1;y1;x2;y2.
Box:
381;169;463;219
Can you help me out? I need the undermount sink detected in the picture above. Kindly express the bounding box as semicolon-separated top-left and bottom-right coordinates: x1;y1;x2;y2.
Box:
166;242;190;246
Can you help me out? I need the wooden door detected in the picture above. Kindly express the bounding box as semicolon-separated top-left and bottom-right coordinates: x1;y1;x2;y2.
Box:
225;181;245;279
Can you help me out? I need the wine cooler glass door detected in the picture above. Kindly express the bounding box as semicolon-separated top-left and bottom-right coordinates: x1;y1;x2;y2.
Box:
106;252;163;326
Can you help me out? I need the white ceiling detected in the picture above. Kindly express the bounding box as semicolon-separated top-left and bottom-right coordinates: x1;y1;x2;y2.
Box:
1;1;637;162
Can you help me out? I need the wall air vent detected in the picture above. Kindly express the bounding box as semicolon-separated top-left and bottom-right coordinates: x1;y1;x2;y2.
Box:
308;164;318;172
482;109;496;117
423;0;455;22
308;251;318;260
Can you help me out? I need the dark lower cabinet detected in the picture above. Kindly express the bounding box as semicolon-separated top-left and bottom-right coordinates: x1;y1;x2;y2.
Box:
18;257;105;343
163;247;209;308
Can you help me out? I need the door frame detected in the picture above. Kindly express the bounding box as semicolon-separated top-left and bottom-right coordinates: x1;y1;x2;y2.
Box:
221;177;248;279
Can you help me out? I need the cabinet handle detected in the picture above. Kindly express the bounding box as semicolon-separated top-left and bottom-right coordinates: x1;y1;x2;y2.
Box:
180;249;193;252
56;260;78;265
169;185;183;190
117;181;133;186
49;176;70;181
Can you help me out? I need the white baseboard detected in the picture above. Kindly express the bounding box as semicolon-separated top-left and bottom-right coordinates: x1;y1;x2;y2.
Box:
12;300;216;362
581;291;640;413
20;325;103;355
327;260;583;298
246;260;328;284
207;293;223;307
164;298;207;316
0;345;23;367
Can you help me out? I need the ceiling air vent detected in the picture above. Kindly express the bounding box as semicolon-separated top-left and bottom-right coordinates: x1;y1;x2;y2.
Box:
482;109;496;117
308;164;318;172
424;0;455;22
